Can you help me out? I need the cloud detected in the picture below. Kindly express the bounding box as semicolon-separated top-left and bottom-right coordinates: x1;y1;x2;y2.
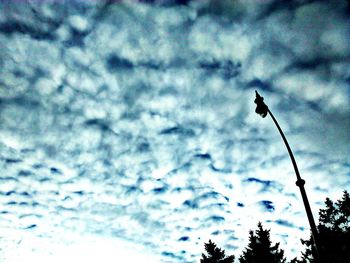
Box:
0;0;349;262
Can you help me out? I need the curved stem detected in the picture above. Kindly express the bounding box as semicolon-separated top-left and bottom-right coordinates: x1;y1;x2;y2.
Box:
267;108;322;262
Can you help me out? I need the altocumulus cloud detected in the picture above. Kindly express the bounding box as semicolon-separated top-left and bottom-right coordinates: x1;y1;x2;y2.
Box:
0;0;349;262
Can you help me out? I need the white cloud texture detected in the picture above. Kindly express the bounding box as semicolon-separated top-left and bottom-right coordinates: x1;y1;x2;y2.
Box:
0;0;349;262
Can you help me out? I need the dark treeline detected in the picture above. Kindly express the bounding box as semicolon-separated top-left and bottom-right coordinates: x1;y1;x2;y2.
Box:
200;191;350;263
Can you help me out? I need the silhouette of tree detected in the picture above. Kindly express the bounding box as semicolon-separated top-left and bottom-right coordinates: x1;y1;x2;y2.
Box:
200;239;235;263
298;191;350;263
239;222;286;263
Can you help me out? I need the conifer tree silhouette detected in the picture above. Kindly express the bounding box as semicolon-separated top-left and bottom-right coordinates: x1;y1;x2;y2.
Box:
239;222;286;263
200;239;235;263
297;191;350;263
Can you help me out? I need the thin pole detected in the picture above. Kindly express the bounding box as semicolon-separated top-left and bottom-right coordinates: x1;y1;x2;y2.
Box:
267;108;322;262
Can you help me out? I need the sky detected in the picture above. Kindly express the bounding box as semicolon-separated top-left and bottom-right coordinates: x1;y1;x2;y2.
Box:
0;0;349;262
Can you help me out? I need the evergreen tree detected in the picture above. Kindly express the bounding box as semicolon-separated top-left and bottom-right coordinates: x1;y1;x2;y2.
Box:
201;239;235;263
298;191;350;263
239;222;286;263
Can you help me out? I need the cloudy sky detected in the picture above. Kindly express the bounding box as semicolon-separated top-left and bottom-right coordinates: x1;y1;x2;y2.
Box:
0;0;349;262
